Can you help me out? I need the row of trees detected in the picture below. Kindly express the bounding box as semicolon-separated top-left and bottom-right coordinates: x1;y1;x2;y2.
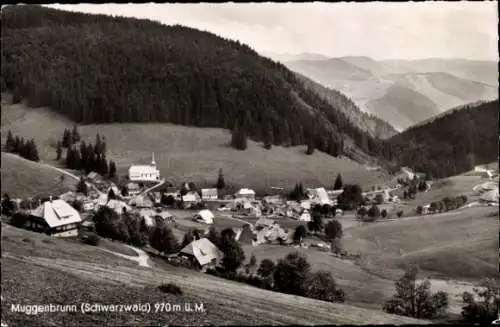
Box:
416;195;468;215
288;174;343;202
4;130;40;162
59;131;116;178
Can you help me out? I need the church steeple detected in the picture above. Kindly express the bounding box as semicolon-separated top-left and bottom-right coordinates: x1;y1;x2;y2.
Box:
151;152;156;166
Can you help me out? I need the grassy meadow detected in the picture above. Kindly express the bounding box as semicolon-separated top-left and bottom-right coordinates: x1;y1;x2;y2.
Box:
1;98;390;193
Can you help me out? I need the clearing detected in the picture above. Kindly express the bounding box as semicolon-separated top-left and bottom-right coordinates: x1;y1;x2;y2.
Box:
1;98;390;192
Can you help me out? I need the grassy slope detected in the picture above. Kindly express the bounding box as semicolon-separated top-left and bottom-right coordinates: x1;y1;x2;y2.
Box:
343;206;498;281
1;224;427;325
1;152;76;198
1;99;390;192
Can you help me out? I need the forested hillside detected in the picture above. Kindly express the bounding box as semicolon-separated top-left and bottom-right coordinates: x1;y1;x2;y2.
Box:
389;100;499;178
1;5;389;162
295;73;398;139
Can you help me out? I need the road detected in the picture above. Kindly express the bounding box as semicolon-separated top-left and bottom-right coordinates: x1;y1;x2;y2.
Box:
98;243;151;268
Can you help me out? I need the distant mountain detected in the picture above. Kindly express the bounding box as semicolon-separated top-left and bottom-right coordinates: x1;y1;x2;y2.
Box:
283;55;498;130
1;5;388;166
389;100;499;178
295;73;398;139
261;51;331;63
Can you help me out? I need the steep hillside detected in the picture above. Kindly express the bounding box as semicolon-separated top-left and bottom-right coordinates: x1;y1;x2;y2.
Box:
389;100;499;178
284;56;497;130
1;224;428;326
261;51;331;62
1;98;391;193
295;74;398;139
1;152;76;198
1;5;387;164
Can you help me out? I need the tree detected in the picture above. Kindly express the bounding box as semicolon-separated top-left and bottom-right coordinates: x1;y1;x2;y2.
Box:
123;212;148;247
325;220;343;240
429;202;437;214
56;141;63;160
62;128;72;148
307;211;323;234
304;270;345;303
357;207;368;219
263;122;274;150
397;210;404;218
289;182;306;201
219;232;246;273
108;160;117;179
257;259;276;279
76;176;88;195
181;230;195;249
249;254;257;268
337;184;363;210
230;124;247;150
367;204;381;219
2;193;15;216
5;130;15;152
461;278;500;325
92;206;129;242
374;193;384;205
71;124;80;143
121;186;129;197
383;265;449;319
273;252;311;296
381;209;388;218
206;226;220;248
108;188;116;200
416;206;423;215
333;173;343;190
293;225;307;244
216;168;225;189
150;221;179;255
306;137;315;155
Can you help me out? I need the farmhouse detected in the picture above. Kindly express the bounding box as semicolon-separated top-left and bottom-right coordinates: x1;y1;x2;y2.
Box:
126;182;141;195
235;224;257;245
28;198;82;237
194;209;214;224
128;153;161;182
129;194;154;208
182;191;201;207
100;199;131;215
235;188;256;200
201;188;218;200
179;238;222;270
308;187;332;205
479;188;499;205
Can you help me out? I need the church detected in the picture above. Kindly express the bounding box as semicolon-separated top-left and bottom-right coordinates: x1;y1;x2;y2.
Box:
128;153;161;182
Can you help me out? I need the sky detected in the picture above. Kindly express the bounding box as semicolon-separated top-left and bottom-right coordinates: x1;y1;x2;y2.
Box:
47;2;498;61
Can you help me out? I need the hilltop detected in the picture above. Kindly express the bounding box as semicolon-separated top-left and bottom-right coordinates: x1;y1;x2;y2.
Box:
1;98;391;193
1;5;389;164
388;100;499;178
281;55;497;130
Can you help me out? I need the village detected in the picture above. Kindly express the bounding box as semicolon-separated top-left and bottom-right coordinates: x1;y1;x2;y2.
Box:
2;150;498;275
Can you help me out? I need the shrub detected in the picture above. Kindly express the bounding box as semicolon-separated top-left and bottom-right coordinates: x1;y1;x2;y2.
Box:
304;270;345;303
273;252;311;296
383;265;449;319
381;209;387;218
158;283;183;296
397;210;403;218
83;233;100;246
461;278;499;324
10;212;29;228
416;205;423;215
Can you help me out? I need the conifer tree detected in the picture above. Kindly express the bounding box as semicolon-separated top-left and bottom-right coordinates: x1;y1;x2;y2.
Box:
5;130;15;152
334;173;343;190
71;124;80;143
216;168;225;189
56;141;62;160
108;160;117;179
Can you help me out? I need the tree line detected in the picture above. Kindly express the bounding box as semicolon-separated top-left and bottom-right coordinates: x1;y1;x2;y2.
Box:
2;5;390;164
4;130;40;162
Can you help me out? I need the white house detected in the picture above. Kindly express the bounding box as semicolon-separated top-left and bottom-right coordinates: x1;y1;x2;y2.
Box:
401;167;415;180
201;188;218;200
28;198;82;237
194;209;215;224
235;188;256;200
128;153;161;182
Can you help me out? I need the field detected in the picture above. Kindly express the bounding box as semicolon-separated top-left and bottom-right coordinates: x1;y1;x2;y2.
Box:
1;98;390;192
1;224;427;326
342;206;498;281
1;152;77;198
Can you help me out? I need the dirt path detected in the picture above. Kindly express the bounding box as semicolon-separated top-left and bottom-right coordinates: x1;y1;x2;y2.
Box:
98;244;151;268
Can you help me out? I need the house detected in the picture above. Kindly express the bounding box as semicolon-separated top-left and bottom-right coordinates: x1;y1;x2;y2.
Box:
194;209;214;224
107;183;121;198
401;167;415;180
182;191;201;207
235;224;257;245
126;182;141;195
128;153;161;182
299;210;311;221
28;198;82;237
179;238;223;270
201;188;218;200
255;218;275;228
300;200;311;210
422;204;431;215
235;188;256;200
308;187;332;205
129;195;154;208
87;171;102;182
102;199;131;215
